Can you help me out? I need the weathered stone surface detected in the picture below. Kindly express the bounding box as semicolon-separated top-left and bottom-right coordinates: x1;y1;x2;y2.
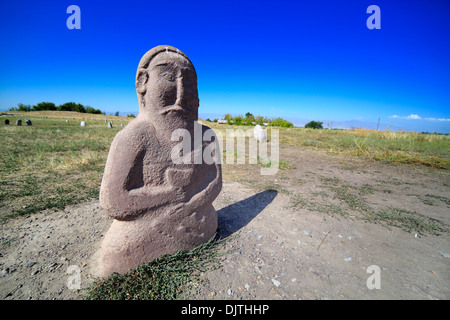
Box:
4;119;9;125
98;45;222;277
15;119;22;126
107;121;113;128
25;119;32;126
80;121;86;127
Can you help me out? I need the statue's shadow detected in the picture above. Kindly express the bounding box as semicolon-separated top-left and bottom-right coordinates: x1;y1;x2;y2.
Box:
216;189;277;238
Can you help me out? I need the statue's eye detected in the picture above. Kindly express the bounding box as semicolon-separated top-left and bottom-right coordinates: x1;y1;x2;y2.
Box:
162;72;176;82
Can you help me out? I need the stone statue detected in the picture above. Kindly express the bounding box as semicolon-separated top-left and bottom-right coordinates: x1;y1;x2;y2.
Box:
98;45;222;277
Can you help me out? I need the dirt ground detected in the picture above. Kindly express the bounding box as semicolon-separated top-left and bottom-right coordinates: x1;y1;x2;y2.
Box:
1;145;449;300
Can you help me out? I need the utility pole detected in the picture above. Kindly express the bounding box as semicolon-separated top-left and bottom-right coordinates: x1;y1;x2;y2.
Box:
376;117;380;131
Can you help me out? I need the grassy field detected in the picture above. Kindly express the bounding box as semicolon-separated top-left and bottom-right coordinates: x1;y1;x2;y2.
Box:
1;111;449;222
1;111;449;299
0;111;131;220
281;127;450;169
206;122;450;169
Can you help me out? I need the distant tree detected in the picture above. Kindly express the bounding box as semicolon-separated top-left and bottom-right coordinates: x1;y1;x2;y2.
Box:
86;106;103;114
127;113;136;118
32;102;56;111
114;111;120;117
243;112;254;125
58;102;81;112
223;113;233;124
205;118;212;122
233;115;243;125
305;120;323;129
11;103;32;112
270;117;294;128
213;118;218;123
61;102;75;111
74;103;86;113
254;115;264;125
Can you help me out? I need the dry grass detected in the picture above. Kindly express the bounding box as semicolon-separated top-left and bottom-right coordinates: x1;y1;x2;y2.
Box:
1;113;448;300
279;127;449;169
1;113;448;221
0;111;127;220
203;121;449;169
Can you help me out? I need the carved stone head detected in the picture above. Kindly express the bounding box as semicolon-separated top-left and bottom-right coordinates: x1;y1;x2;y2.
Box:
135;45;199;124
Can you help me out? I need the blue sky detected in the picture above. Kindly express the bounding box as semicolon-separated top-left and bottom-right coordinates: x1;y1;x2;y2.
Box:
1;0;449;132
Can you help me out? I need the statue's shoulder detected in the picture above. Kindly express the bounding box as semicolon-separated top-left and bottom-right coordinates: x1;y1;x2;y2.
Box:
113;118;157;147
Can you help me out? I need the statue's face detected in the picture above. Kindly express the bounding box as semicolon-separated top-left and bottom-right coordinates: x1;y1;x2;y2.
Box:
139;52;199;119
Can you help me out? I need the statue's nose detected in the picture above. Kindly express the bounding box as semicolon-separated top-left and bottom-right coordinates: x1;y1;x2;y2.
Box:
175;76;184;106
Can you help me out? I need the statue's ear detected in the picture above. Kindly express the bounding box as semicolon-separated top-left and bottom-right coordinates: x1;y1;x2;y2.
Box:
136;69;148;95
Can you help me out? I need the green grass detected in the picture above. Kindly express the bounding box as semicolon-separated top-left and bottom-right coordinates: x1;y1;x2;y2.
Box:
290;193;347;218
206;122;450;169
1;112;233;300
256;156;295;170
292;176;448;235
3;113;448;223
425;193;450;206
407;193;450;207
84;235;229;300
0;114;119;220
320;176;342;185
2;112;449;299
367;207;447;235
329;186;373;213
279;127;450;169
